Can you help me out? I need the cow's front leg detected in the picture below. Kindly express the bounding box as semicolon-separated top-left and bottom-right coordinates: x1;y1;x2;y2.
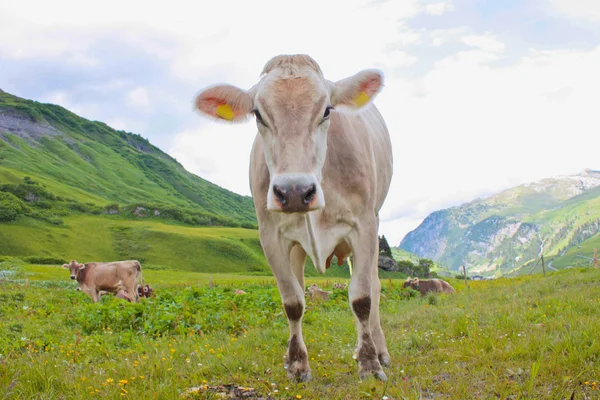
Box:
348;223;387;381
266;241;311;382
370;260;391;366
90;289;101;303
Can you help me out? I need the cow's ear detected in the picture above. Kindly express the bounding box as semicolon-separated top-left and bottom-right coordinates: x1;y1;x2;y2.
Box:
62;264;69;269
77;263;86;270
414;278;420;284
331;69;383;110
194;84;253;123
405;277;411;282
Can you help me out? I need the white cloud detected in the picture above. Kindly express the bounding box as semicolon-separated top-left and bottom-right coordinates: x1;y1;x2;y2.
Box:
423;2;453;16
169;123;258;196
127;87;151;112
461;33;505;53
430;27;469;46
549;0;600;22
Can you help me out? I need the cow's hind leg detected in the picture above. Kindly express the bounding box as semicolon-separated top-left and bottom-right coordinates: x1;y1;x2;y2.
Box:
348;221;387;381
267;241;311;382
127;275;140;303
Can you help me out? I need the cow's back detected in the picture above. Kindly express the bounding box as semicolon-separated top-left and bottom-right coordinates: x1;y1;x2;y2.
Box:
85;260;140;291
440;280;456;294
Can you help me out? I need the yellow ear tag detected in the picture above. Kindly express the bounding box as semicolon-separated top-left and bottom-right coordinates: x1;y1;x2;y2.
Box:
353;91;370;107
216;104;235;121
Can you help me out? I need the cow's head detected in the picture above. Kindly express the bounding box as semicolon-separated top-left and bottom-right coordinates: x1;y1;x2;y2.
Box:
138;284;154;298
62;260;85;280
194;54;383;213
403;277;419;289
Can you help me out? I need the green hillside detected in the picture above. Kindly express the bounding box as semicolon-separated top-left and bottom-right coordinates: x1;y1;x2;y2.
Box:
547;233;599;270
0;90;266;273
0;216;268;274
400;170;600;276
0;90;256;227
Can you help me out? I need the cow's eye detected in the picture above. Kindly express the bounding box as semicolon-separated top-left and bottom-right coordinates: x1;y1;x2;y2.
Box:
253;109;267;127
320;106;333;124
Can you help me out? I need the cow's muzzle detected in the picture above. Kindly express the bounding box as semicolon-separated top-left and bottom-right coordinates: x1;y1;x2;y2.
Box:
268;174;325;213
70;275;76;280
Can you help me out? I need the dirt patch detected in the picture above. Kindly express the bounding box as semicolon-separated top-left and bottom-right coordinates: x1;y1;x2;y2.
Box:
0;110;63;144
181;384;273;399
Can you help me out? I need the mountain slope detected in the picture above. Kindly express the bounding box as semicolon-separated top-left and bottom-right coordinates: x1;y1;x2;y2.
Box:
400;170;600;276
0;90;256;226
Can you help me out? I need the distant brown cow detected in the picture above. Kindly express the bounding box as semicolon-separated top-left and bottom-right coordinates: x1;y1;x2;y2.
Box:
308;283;332;301
101;285;152;302
403;277;456;295
138;284;154;298
63;260;143;303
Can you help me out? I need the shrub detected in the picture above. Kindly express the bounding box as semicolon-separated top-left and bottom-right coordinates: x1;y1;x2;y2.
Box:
0;192;26;222
23;256;67;265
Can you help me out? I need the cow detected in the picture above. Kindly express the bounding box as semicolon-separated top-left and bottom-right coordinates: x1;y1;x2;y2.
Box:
193;54;393;381
308;283;332;301
138;284;154;298
63;260;143;303
403;277;456;295
100;284;153;302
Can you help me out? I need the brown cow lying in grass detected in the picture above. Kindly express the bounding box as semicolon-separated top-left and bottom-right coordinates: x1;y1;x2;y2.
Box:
102;284;155;302
308;284;332;301
403;277;456;295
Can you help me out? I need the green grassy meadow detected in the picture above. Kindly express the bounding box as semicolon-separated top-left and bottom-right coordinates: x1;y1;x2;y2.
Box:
0;215;268;274
1;260;599;399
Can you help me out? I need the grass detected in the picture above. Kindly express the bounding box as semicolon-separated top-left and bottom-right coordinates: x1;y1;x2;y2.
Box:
0;215;268;274
1;261;599;399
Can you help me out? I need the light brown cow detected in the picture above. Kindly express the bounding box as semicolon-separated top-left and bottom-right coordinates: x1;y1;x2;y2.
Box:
308;283;332;301
194;54;393;381
63;260;143;303
100;284;154;302
138;284;154;299
403;277;456;295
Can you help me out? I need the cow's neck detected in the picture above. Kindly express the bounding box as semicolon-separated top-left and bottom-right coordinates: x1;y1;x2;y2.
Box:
76;265;88;283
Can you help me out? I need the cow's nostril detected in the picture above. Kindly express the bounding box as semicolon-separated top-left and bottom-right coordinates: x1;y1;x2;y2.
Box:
273;185;288;205
70;276;75;280
302;184;317;205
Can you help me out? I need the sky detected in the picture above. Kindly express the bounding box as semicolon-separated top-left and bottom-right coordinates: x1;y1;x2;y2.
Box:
1;0;599;245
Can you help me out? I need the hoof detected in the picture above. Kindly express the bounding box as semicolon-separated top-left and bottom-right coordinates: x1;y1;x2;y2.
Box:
378;352;391;367
287;369;312;382
359;369;387;381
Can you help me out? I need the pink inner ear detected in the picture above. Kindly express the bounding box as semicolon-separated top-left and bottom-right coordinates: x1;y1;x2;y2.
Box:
360;75;382;97
196;96;227;115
